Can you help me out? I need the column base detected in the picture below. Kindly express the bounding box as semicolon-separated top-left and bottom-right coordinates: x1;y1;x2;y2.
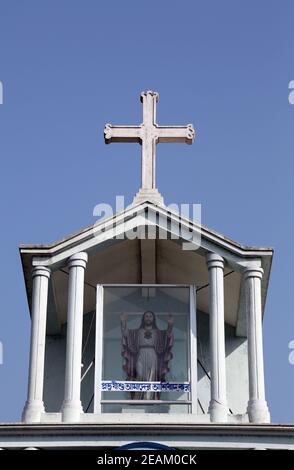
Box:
22;400;45;423
61;400;83;423
132;188;165;206
247;399;270;423
209;401;228;423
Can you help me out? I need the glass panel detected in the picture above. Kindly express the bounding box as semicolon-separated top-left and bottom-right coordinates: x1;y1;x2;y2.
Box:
102;403;190;414
101;285;190;413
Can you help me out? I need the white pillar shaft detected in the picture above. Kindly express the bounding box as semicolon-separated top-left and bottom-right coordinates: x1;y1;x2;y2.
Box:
22;267;50;423
245;268;270;423
206;253;228;422
62;252;87;423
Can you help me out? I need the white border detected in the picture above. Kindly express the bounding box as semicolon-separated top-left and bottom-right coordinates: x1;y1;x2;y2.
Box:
93;284;197;415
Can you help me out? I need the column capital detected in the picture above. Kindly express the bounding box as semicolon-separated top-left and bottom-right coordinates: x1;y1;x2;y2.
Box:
244;267;264;280
206;252;224;270
32;266;51;279
68;252;88;269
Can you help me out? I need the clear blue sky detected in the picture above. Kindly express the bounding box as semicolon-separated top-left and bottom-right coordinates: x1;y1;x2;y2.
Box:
0;0;293;423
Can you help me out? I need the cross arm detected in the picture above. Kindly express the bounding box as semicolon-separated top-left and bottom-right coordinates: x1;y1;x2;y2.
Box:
104;124;142;144
156;124;195;144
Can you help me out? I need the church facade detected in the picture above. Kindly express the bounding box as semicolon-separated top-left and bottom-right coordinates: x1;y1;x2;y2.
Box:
1;91;294;449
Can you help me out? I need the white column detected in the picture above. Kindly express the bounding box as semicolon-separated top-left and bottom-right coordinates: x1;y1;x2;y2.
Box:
62;252;88;423
206;253;228;422
244;267;270;423
22;266;51;423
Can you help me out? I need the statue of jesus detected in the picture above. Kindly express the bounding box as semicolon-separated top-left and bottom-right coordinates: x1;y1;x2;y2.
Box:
120;310;174;399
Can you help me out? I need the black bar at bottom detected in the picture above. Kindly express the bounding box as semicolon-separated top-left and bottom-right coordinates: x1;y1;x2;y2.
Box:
0;449;290;467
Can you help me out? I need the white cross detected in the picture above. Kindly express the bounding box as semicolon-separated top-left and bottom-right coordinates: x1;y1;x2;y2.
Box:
104;91;195;191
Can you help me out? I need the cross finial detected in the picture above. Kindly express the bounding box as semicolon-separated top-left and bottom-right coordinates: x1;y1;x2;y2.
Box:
104;91;195;205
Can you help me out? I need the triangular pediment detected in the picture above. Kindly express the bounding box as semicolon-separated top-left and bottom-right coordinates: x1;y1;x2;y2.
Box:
19;201;273;337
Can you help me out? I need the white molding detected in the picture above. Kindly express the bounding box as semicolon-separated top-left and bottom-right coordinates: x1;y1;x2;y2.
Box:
19;203;272;271
2;421;294;449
